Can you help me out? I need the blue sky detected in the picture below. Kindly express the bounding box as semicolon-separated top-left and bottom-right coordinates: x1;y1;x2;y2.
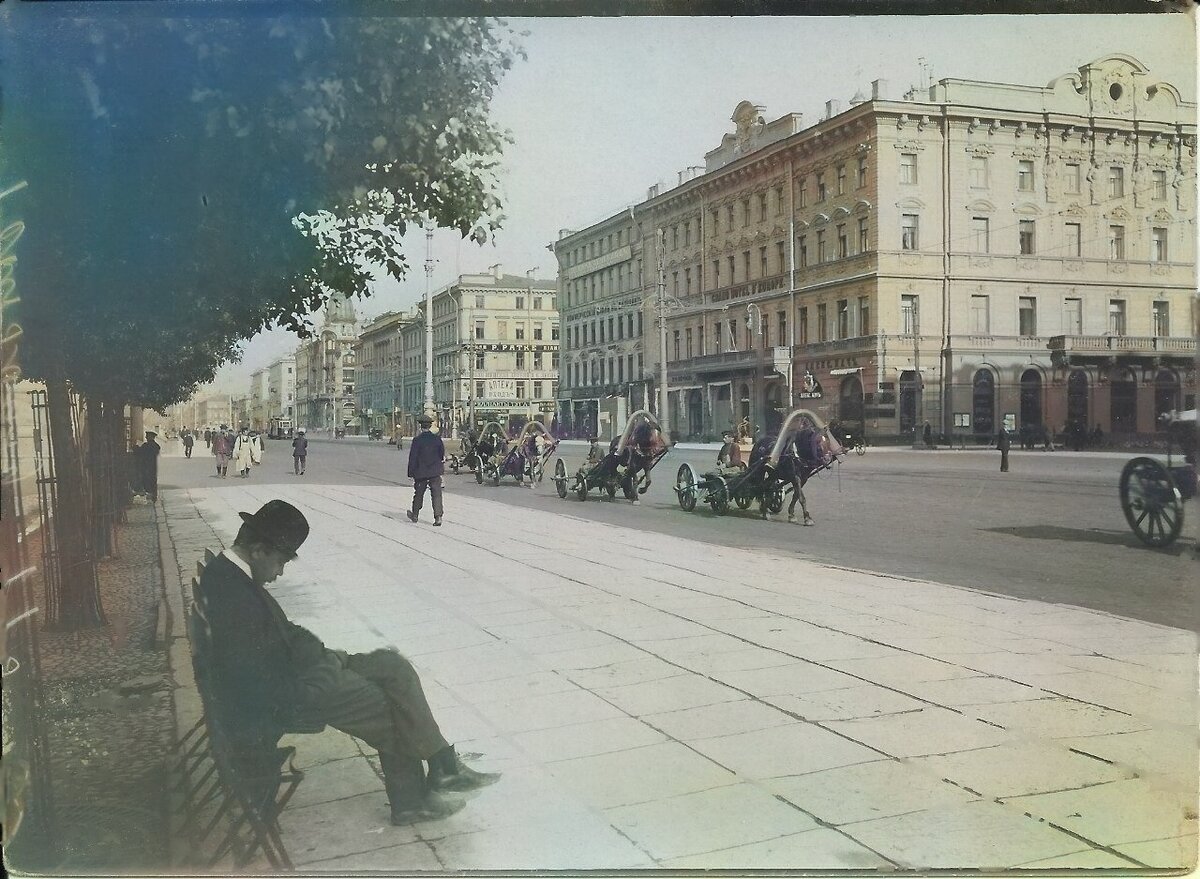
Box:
210;13;1195;393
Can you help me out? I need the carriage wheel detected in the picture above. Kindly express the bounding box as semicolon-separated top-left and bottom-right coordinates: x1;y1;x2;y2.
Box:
554;460;568;499
576;479;588;502
474;463;484;485
675;464;698;512
709;480;730;516
1120;457;1184;548
765;487;785;514
734;493;752;510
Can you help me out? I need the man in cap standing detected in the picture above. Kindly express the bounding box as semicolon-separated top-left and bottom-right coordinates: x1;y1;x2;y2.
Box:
212;425;232;478
196;500;498;825
406;415;444;526
291;429;308;475
135;431;161;501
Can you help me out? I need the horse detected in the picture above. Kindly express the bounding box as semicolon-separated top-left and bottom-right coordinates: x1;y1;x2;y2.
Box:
621;421;668;503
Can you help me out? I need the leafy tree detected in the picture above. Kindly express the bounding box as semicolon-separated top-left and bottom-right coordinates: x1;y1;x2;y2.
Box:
1;8;520;626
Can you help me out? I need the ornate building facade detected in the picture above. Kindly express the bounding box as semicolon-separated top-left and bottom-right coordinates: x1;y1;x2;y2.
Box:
294;293;360;433
554;55;1196;441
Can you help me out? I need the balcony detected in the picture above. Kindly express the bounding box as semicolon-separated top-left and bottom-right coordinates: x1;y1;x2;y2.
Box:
1048;334;1196;364
688;348;766;374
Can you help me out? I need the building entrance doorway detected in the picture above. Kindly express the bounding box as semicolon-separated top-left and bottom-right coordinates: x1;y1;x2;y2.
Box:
972;370;995;440
1110;368;1137;434
899;371;921;435
1019;369;1042;428
1154;370;1180;426
1067;370;1089;433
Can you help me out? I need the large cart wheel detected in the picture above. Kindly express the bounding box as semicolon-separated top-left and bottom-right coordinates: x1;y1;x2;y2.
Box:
474;463;484;485
734;493;752;510
575;478;588;501
1120;456;1184;548
708;478;730;516
554;459;568;499
675;464;698;512
765;486;785;514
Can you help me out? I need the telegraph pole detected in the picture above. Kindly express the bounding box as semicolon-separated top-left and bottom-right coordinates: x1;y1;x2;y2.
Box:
656;228;669;435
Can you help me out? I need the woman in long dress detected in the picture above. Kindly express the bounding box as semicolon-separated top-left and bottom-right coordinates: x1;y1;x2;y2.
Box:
232;429;254;477
250;431;263;466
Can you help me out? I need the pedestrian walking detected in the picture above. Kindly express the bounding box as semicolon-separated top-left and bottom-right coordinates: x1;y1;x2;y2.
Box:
212;425;232;478
292;429;308;475
250;431;264;466
204;427;212;449
406;415;444;526
195;500;499;826
922;421;934;449
182;429;194;459
135;431;161;501
232;427;253;478
997;427;1011;472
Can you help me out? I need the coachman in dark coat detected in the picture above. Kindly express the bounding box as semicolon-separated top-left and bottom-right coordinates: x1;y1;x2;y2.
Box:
196;500;498;824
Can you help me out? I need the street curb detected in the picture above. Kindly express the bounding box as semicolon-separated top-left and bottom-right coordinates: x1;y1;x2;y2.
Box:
156;494;189;870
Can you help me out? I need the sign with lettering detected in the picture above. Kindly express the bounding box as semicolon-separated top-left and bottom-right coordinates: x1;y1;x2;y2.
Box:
462;342;558;353
486;379;517;398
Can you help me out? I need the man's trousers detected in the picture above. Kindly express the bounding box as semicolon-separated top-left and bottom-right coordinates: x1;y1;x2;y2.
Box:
411;477;443;520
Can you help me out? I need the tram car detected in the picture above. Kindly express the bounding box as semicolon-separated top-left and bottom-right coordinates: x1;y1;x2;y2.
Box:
553;410;671;501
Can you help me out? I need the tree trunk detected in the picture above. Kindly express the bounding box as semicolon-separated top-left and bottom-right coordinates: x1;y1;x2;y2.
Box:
44;374;104;629
86;395;114;559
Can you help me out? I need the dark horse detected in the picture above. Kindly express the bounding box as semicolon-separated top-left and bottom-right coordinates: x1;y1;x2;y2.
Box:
621;420;668;503
749;427;833;524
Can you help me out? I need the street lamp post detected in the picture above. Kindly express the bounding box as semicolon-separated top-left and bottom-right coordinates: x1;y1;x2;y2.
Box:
655;229;670;436
525;268;538;426
423;223;437;425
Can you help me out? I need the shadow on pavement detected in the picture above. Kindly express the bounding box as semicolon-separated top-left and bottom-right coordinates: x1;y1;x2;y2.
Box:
981;524;1190;555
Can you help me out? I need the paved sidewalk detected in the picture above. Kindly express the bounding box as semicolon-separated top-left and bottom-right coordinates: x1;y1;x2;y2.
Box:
161;482;1198;871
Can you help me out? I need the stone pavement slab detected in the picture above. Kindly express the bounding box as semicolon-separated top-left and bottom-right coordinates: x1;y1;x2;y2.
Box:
161;483;1199;871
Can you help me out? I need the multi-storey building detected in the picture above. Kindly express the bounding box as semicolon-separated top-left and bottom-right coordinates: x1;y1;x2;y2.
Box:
353;310;420;435
265;356;296;430
555;54;1196;441
294;293;360;433
248;368;270;431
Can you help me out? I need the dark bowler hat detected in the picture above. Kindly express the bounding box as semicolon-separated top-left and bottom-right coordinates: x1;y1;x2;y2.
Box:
417;415;433;427
238;500;310;559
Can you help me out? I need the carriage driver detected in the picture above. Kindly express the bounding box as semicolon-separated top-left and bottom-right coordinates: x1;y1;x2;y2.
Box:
716;429;745;475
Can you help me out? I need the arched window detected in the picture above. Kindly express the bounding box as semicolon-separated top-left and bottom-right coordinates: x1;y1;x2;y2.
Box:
1019;369;1042;428
1067;370;1089;432
1154;369;1180;428
1110;368;1137;433
972;370;995;438
840;375;864;429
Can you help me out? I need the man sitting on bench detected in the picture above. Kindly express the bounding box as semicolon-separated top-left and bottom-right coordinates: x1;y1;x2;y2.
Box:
196;500;498;826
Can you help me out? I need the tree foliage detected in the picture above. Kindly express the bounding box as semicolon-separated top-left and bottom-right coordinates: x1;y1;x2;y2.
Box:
2;8;519;408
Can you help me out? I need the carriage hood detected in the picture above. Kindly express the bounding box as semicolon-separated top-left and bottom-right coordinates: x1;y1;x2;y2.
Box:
765;409;844;467
614;409;673;456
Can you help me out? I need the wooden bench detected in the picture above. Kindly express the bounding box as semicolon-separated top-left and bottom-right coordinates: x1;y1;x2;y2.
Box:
171;550;315;870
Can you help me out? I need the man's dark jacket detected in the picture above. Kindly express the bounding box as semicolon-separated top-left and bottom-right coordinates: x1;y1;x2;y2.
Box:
407;430;445;479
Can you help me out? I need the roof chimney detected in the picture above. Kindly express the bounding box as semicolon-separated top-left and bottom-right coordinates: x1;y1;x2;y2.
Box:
872;79;888;100
647;183;660;200
489;263;502;280
825;99;842;120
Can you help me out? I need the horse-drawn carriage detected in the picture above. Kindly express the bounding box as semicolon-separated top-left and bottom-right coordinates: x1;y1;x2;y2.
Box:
552;410;671;502
475;420;558;487
1118;409;1197;548
675;409;844;521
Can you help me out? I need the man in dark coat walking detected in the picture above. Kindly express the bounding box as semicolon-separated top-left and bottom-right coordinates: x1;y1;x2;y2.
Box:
196;500;498;825
998;427;1011;472
291;429;308;475
406;415;445;525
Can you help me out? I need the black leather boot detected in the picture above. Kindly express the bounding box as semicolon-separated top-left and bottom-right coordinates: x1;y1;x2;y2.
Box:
379;751;465;825
427;745;502;793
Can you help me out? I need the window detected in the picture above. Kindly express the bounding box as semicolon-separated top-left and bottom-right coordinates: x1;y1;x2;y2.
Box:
685;328;693;358
685;267;692;295
758;192;767;221
759;246;768;278
673;330;681;362
901;214;919;250
475;380;485;398
837;299;849;339
672;226;679;249
1153;169;1168;201
970;295;990;334
798;235;808;267
516;351;525;368
729;318;739;350
901;294;919;334
552;324;559;340
475;295;485;308
971;216;990;253
684;222;690;246
672;271;679;296
798;178;808;208
857;297;869;336
1108;225;1125;261
858;218;869;252
713;259;721;287
698;325;705;355
1108;166;1124;198
534;325;544;340
1108;300;1126;335
617;359;623;383
475;320;486;339
727;255;735;283
857;156;868;188
533;297;543;310
515;296;524;310
899;153;917;185
608;317;615;340
1064;298;1082;335
1065;163;1081;194
711;209;719;233
837;165;846;195
1065;222;1082;257
742;199;751;225
1018;220;1035;255
969;156;988;189
798;307;808;345
1151;227;1168;262
1019;296;1037;337
774;185;784;215
837;224;848;258
742;251;751;281
816;231;826;263
515;324;525;340
714;321;723;354
1150;300;1170;336
816;173;827;202
1018;160;1034;191
776;241;785;273
475;351;485;370
497;319;508;339
726;204;734;227
817;304;828;342
515;381;526;399
533;381;543;399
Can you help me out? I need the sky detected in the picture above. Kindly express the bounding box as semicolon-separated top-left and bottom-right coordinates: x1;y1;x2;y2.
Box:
208;13;1196;394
